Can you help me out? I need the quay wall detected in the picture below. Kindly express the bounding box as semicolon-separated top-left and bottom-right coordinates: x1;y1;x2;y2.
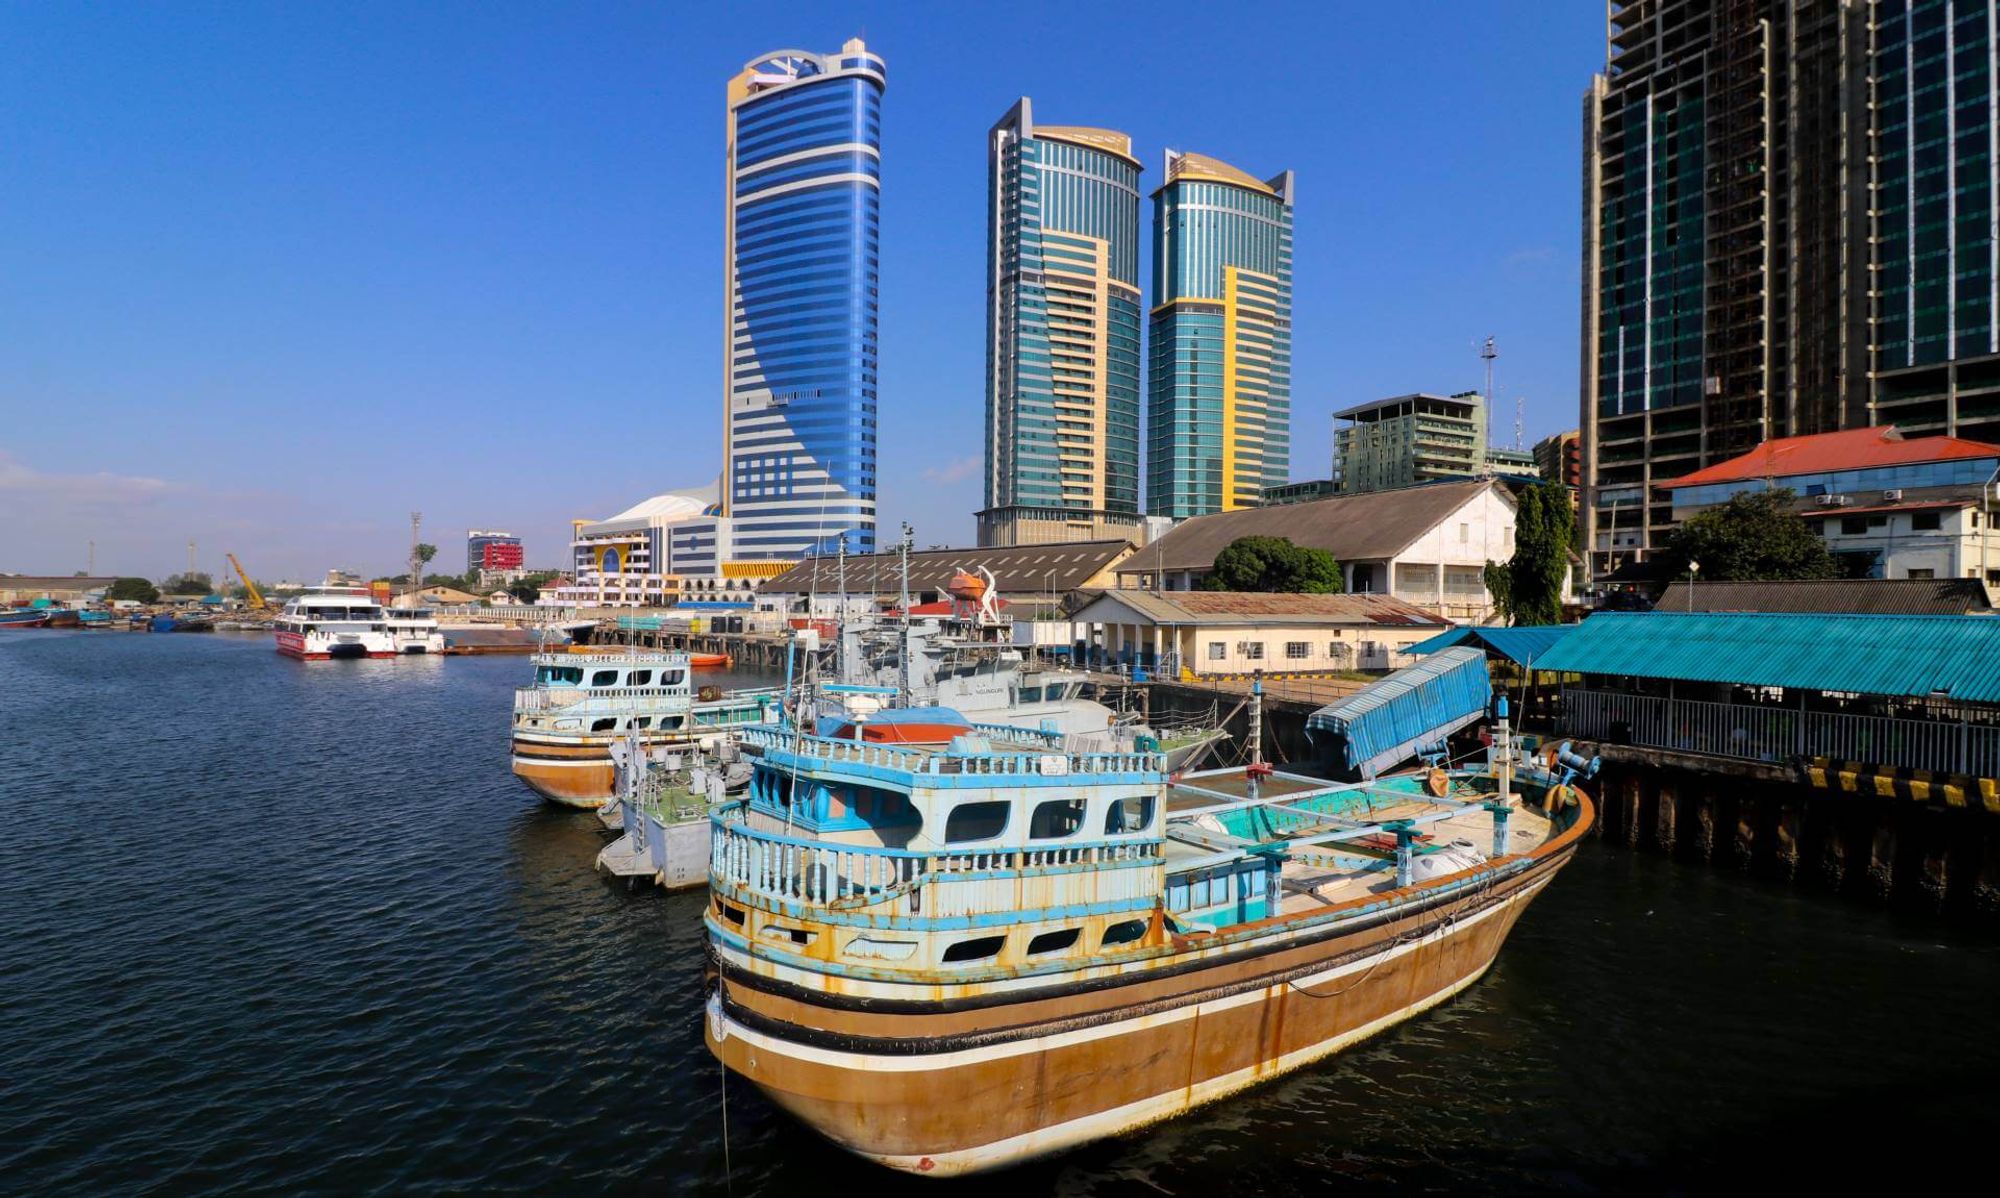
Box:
1575;743;2000;927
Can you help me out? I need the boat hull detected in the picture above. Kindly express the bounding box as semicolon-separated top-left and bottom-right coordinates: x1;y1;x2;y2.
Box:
707;832;1582;1176
511;733;708;808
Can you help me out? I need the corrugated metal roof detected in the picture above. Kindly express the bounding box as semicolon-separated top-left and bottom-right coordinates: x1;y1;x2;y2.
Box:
1304;646;1491;776
760;540;1135;598
1652;578;1993;615
1534;612;2000;702
1073;589;1450;628
1124;479;1503;573
1406;624;1577;665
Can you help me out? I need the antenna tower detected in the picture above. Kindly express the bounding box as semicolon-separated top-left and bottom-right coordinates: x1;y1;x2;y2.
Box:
1479;336;1498;448
408;512;422;603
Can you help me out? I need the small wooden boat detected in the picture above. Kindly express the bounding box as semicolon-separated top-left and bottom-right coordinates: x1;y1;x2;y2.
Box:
0;609;49;629
687;652;732;670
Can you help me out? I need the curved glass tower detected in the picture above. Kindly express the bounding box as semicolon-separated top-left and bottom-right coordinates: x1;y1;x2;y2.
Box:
979;98;1144;547
1147;151;1294;518
723;39;885;570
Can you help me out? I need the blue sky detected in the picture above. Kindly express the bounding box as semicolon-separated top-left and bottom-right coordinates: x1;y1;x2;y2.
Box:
0;1;1600;581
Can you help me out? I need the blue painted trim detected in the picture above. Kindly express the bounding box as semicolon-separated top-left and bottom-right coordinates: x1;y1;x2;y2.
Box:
711;881;1157;931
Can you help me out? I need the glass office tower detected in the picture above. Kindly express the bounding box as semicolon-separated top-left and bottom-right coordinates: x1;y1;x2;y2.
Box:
722;38;885;571
1146;151;1294;518
979;98;1145;547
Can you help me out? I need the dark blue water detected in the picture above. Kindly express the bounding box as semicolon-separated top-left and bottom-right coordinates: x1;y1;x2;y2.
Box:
4;631;1998;1194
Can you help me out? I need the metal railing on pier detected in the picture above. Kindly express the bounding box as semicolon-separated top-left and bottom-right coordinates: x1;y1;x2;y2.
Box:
1562;687;2000;777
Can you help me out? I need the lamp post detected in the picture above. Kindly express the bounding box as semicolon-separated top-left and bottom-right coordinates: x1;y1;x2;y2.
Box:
1687;559;1700;613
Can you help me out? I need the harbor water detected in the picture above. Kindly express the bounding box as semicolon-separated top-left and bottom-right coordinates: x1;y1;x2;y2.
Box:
4;631;1997;1193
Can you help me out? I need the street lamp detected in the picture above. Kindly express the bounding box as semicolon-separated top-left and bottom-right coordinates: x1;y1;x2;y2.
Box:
1687;559;1700;613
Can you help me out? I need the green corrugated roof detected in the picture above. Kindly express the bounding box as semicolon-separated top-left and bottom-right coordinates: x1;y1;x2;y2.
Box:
1535;612;2000;702
1406;624;1576;666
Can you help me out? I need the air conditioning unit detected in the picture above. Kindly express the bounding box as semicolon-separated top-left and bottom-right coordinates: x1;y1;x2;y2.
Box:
1816;494;1837;506
1833;494;1852;506
1883;489;1904;502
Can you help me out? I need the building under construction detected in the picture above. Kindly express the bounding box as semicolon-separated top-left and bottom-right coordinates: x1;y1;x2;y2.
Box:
1581;0;1871;578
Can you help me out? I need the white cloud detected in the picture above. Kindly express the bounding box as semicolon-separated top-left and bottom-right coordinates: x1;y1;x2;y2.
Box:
920;455;981;485
0;450;177;508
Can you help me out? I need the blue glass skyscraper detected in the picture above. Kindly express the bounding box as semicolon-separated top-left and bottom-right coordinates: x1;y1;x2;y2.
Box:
723;39;884;572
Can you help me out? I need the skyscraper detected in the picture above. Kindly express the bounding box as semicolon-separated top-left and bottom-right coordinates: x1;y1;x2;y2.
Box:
722;39;885;574
1146;150;1294;519
1579;2;1869;579
1870;0;2000;447
978;99;1145;548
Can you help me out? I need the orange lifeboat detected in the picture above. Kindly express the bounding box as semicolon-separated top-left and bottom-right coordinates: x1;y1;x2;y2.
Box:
947;570;988;602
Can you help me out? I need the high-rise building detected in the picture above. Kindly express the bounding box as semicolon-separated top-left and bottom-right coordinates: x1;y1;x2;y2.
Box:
1870;1;2000;446
1331;393;1489;495
466;530;523;576
1533;430;1582;489
1580;1;1870;579
1146;151;1295;519
722;39;885;577
978;99;1146;548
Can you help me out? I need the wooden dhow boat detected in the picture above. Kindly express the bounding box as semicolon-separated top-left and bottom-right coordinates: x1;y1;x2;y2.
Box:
703;647;1596;1174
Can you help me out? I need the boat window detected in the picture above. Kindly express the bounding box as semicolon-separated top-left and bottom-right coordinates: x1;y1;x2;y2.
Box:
1104;796;1156;835
591;718;617;732
941;935;1005;964
1026;928;1080;955
717;901;745;926
1018;685;1043;703
634;717;652;729
662;669;687;687
944;801;1010;843
590;670;620;687
628;669;653;687
1029;798;1086;839
1100;919;1147;947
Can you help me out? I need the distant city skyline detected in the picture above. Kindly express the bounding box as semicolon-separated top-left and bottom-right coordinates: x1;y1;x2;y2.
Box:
1;3;1597;580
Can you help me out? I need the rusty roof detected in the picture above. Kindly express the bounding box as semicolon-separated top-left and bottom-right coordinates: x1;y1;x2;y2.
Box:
1659;426;2000;489
1654;578;1994;616
759;540;1136;598
1075;589;1451;627
1120;480;1505;574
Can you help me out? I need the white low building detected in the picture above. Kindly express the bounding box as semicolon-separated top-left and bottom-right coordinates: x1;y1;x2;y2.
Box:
544;482;755;609
1070;590;1454;677
1113;479;1536;623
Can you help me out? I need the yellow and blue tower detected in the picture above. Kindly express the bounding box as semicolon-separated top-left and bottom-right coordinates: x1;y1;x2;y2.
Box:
1146;151;1294;517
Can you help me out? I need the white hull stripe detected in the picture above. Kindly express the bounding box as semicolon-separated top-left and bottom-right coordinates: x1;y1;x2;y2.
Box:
716;876;1542;1073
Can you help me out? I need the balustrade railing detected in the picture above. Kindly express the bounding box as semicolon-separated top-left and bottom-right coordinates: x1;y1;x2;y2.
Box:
1562;687;2000;777
513;685;692;713
737;723;1163;777
709;805;1163;911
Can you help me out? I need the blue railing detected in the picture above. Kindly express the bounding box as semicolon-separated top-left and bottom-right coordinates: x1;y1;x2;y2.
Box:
737;723;1162;777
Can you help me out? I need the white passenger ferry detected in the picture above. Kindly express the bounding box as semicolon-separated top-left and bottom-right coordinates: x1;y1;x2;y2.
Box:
273;588;397;659
383;604;445;655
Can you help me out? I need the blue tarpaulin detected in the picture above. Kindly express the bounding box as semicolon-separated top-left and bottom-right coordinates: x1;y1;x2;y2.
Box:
1405;624;1577;666
1305;646;1492;778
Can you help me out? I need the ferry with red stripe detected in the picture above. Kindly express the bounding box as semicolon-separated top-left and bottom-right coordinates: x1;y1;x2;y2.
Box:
273;588;397;659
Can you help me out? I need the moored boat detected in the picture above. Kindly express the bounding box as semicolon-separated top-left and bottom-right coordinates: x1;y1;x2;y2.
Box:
273;588;396;658
0;609;50;629
510;648;779;808
703;650;1597;1175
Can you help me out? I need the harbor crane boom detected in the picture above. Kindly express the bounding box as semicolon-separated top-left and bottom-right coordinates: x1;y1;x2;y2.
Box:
226;553;267;610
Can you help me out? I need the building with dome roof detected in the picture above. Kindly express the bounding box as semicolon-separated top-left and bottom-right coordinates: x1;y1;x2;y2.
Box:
544;481;751;608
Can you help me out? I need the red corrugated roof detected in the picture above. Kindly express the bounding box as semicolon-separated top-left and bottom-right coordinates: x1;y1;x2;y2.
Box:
1658;426;2000;489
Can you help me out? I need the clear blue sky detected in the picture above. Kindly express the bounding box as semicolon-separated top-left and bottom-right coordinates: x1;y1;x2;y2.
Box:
0;1;1601;582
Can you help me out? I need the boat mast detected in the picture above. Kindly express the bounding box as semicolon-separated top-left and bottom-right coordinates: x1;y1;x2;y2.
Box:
898;522;913;706
836;533;847;684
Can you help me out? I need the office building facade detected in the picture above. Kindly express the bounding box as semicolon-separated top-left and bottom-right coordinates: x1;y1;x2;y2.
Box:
1580;1;1870;578
978;99;1146;548
465;530;523;577
722;39;885;576
1331;392;1488;494
1146;151;1295;518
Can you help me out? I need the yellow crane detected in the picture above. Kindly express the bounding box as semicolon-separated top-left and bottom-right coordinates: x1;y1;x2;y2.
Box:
226;553;267;610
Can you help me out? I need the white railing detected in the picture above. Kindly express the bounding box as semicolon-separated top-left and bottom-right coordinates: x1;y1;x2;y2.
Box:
1562;687;2000;776
737;724;1162;776
709;808;1162;914
513;685;691;713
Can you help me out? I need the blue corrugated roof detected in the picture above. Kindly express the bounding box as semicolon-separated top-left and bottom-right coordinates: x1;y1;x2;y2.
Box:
1406;624;1577;666
1534;611;2000;702
1304;646;1492;776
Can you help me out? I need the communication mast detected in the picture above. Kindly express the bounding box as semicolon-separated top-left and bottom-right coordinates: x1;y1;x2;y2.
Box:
408;512;423;605
1480;336;1499;450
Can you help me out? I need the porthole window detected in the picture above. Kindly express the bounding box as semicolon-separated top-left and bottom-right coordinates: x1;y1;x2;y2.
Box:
1026;928;1080;955
591;670;619;687
1104;796;1155;835
942;935;1005;963
628;669;652;687
945;801;1010;843
591;718;617;732
1100;919;1147;947
1029;798;1085;839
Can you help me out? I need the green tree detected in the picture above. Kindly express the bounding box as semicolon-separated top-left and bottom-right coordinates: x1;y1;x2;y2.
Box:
1487;481;1575;625
162;571;214;595
107;577;160;604
1201;536;1343;593
1661;487;1834;581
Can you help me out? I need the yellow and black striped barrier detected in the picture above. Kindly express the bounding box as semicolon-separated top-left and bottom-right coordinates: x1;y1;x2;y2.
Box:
1800;757;2000;813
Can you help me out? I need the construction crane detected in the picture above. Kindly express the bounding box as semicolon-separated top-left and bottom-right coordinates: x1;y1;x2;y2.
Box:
226;553;267;610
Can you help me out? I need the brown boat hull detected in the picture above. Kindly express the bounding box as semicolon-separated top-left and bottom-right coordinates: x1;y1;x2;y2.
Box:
707;840;1579;1175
